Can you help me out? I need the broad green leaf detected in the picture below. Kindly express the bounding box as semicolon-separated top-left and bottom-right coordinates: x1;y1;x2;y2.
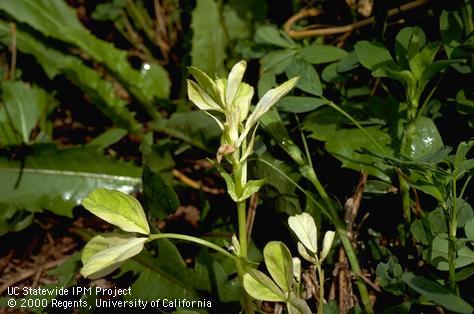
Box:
300;43;348;64
81;234;147;279
285;58;322;96
261;49;296;74
431;234;474;271
264;241;293;292
0;22;141;132
305;108;393;180
409;42;440;80
0;0;169;117
82;189;150;235
243;269;285;302
239;179;266;201
395;27;426;69
287;297;312;314
466;218;474;240
1;81;42;144
223;0;267;41
456;199;474;228
142;165;179;220
277;96;328;113
402;272;473;313
0;144;141;217
288;213;317;254
410;219;429;246
355;41;397;71
190;0;227;76
410;117;444;159
255;25;294;48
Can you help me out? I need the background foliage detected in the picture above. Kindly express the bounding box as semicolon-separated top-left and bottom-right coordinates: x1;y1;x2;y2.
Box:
0;0;472;313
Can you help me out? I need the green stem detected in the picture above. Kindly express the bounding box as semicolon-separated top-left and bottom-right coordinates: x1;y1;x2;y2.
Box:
400;119;416;224
306;168;374;314
317;264;324;314
237;201;248;258
448;177;458;292
149;233;235;260
255;158;374;313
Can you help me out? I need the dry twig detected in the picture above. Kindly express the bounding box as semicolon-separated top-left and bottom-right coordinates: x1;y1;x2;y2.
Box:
172;169;224;195
284;0;429;39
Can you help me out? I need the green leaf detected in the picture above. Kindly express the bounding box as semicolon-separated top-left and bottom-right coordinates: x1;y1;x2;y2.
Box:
81;234;147;279
258;71;276;98
402;272;473;313
431;234;474;271
395;27;426;69
0;0;169;116
355;41;397;71
410;117;444;159
261;49;296;74
239;179;266;201
454;140;474;178
277;96;328;113
213;162;238;202
304;108;393;180
260;109;305;165
117;249;207;304
376;256;406;295
243;269;285;302
255;25;294;48
379;302;412;314
152;111;220;153
264;241;293;292
288;213;318;254
88;128;128;150
0;22;141;132
0;207;33;236
1;81;42;144
300;43;348;64
0;144;141;217
142;165;179;220
457;199;474;228
440;10;464;57
190;0;227;76
82;189;150;235
285;58;322;96
287;297;312;314
466;218;474;240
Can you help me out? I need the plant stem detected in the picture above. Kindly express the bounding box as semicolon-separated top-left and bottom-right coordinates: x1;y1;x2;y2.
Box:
305;167;374;314
448;177;458;292
237;200;248;258
317;264;324;314
149;233;235;260
400;119;416;224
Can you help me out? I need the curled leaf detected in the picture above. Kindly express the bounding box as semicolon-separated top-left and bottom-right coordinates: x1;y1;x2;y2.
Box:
320;231;335;262
81;234;147;279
